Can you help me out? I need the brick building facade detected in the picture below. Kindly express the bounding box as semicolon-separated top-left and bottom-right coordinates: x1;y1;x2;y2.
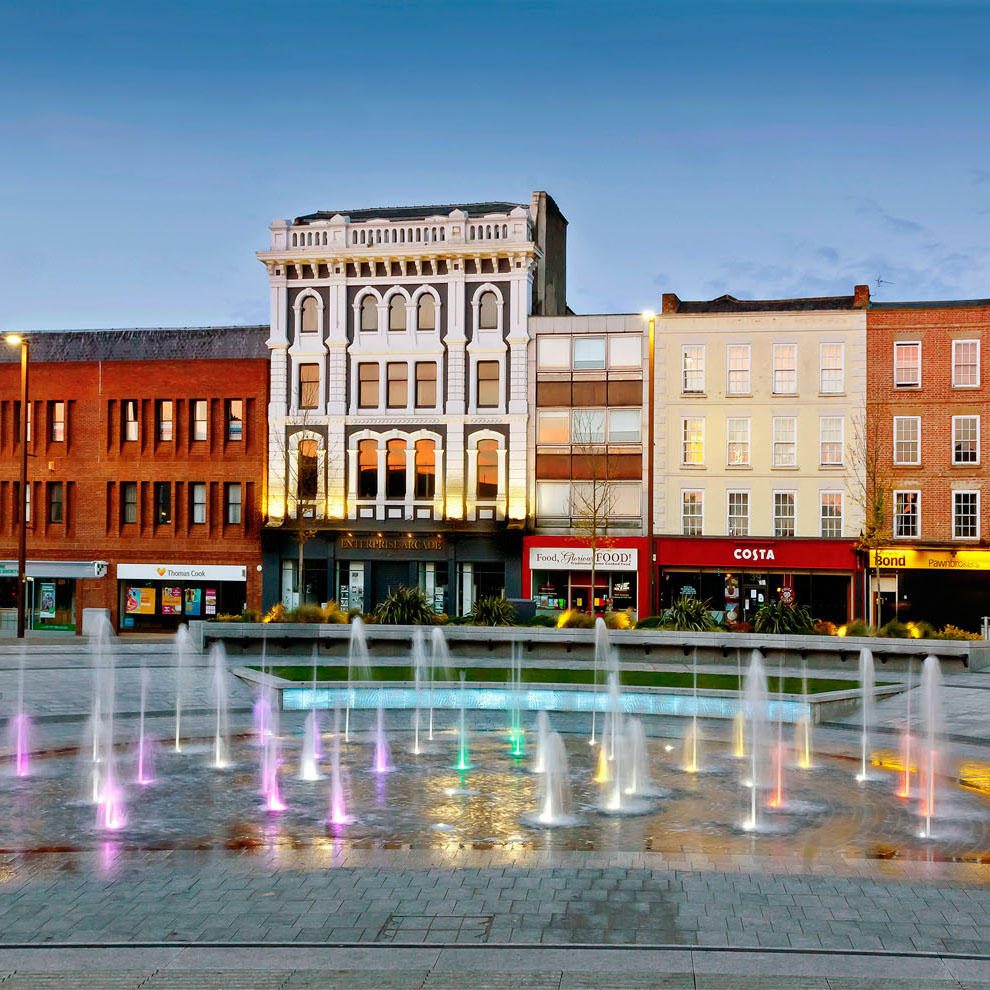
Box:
0;327;269;633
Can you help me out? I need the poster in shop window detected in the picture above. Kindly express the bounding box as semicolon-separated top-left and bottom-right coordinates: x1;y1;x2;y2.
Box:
39;582;56;619
204;588;217;616
125;586;156;615
184;588;202;616
162;586;183;615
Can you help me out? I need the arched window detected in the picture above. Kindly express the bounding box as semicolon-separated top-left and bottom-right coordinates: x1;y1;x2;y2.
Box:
415;439;436;499
469;226;475;240
386;439;406;499
298;439;319;499
360;295;378;331
502;224;507;238
476;440;499;500
416;228;421;242
300;296;318;334
479;291;498;330
358;440;378;498
292;233;298;246
388;295;406;331
417;294;436;331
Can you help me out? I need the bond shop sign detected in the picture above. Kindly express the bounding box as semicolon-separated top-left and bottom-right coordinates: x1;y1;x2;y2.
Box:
339;535;443;552
529;547;638;571
870;548;990;571
116;564;247;582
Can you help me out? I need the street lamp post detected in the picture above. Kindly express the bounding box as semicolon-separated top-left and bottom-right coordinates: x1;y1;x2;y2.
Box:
642;312;656;616
5;335;29;638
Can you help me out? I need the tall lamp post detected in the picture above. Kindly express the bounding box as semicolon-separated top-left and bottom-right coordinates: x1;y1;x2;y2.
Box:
642;311;656;616
5;334;29;638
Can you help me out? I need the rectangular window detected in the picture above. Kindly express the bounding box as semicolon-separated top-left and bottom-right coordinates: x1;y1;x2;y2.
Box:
386;362;408;408
298;364;320;409
611;484;641;516
953;490;979;538
682;418;704;465
23;484;30;523
358;363;379;408
682;345;705;393
226;483;242;524
122;482;138;524
952;415;980;464
772;417;797;467
773;491;795;537
537;410;569;444
23;403;32;443
952;339;980;388
727;490;749;537
155;482;171;525
773;343;797;394
124;400;139;442
894;490;920;538
573;337;606;370
726;417;750;466
226;399;243;441
726;344;751;394
298;439;319;499
608;335;641;368
50;401;65;442
191;483;207;525
819;416;844;465
192;400;208;441
157;400;173;442
476;361;500;408
572;408;606;443
48;482;63;524
607;408;641;443
894;341;921;387
893;416;921;465
415;362;437;408
820;342;844;393
820;491;843;538
537;336;570;369
681;490;703;536
536;482;570;516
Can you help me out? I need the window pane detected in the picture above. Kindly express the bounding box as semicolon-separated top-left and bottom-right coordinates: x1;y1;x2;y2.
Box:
727;417;750;466
608;335;640;368
682;418;704;465
476;439;499;499
820;492;842;538
415;439;436;499
123;483;138;524
954;491;978;538
51;401;65;442
301;297;319;333
388;295;406;331
298;439;318;499
894;491;919;537
156;482;171;524
158;401;173;441
894;342;921;387
48;483;63;523
953;416;979;463
573;337;605;370
572;409;605;443
386;439;406;498
361;296;378;331
358;439;378;498
417;295;436;331
536;482;569;516
773;417;796;466
773;492;795;537
820;416;843;465
193;400;208;441
773;344;797;393
387;362;408;408
298;364;320;409
537;336;570;369
727;345;750;393
681;490;703;536
415;362;437;407
124;401;139;441
358;364;379;408
537;411;569;444
894;417;920;464
478;291;499;329
682;345;705;393
953;340;979;387
192;484;207;524
226;483;242;524
477;361;499;407
820;343;844;393
608;408;641;443
728;491;749;537
227;399;243;441
612;484;641;516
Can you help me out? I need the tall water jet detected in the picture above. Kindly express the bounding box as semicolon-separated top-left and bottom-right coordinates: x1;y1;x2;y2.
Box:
623;718;651;796
372;702;392;773
411;629;427;754
429;627;450;741
590;618;611;746
795;660;812;770
683;648;700;773
601;673;626;812
732;651;745;759
897;659;914;799
346;617;371;742
856;648;876;782
10;652;30;777
173;624;192;752
919;655;945;839
329;707;351;824
260;702;286;812
508;643;524;756
767;658;786;808
299;647;322;780
533;710;551;774
86;613;117;808
210;643;230;769
454;671;471;770
136;665;152;785
94;619;125;830
533;731;573;825
742;650;769;831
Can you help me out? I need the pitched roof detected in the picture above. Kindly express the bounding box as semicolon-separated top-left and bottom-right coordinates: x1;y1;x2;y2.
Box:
672;293;859;314
0;325;270;364
294;201;526;224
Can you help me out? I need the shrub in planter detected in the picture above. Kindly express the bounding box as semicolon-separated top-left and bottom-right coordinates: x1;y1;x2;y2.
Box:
347;608;363;622
469;595;517;626
319;601;348;624
753;600;814;635
241;609;260;623
842;617;875;638
287;603;325;623
879;618;912;638
812;619;837;636
725;620;753;634
604;608;635;630
374;586;439;625
635;615;663;630
558;610;596;629
262;602;287;624
934;623;982;640
214;613;243;623
661;596;717;632
526;614;557;628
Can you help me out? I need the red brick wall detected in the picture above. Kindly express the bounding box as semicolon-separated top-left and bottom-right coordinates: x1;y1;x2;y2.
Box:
867;304;990;543
0;357;269;628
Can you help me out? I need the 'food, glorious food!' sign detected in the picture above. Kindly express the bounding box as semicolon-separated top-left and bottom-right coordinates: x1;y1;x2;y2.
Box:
529;547;638;571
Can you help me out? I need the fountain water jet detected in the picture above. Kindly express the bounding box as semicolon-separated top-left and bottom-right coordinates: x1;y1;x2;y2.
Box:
454;671;471;770
533;732;573;825
299;647;322;780
533;710;551;774
623;718;651;797
856;647;876;782
682;648;700;773
919;655;945;839
136;665;153;786
10;652;30;777
897;659;914;799
172;624;192;752
732;651;745;759
795;660;813;770
742;650;769;831
508;643;524;756
210;643;230;769
346;617;371;742
429;627;450;741
767;658;786;808
329;707;351;824
590;618;610;746
372;702;392;773
411;629;427;755
601;673;626;812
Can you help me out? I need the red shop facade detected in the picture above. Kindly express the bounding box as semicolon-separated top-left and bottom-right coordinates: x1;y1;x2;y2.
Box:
655;537;861;626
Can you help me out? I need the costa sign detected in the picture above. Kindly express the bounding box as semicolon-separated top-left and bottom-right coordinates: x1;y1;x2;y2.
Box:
733;547;776;561
529;547;638;571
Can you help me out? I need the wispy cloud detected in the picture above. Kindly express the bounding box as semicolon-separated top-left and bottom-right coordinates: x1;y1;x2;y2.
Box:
972;169;990;185
853;198;926;236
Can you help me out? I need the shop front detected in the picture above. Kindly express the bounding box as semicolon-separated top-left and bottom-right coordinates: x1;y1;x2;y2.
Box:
523;537;650;621
656;537;858;626
117;563;248;632
868;547;990;632
0;560;108;634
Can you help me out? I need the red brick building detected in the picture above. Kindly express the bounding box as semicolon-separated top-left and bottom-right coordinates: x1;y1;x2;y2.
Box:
867;299;990;630
0;327;269;633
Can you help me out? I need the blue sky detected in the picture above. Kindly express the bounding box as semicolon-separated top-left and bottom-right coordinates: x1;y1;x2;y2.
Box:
1;0;988;329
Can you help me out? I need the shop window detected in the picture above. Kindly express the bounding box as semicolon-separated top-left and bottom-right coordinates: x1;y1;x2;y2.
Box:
682;417;704;465
386;438;406;498
572;408;605;444
820;491;843;538
387;362;408;408
682;345;705;393
820;342;844;393
417;294;436;331
476;361;500;408
681;490;703;536
358;439;378;498
300;296;319;333
772;417;796;467
360;295;378;331
298;439;318;499
478;291;499;330
726;417;750;466
415;439;436;499
226;483;242;524
727;344;750;394
727;490;749;537
358;363;380;408
48;482;63;523
192;400;208;441
773;491;795;537
298;364;320;409
537;336;570;369
415;362;437;407
49;401;65;442
123;400;139;442
388;295;406;331
536;481;569;516
820;416;844;465
772;343;797;394
538;410;569;443
608;408;641;443
893;416;920;465
607;335;640;368
157;400;173;442
476;439;499;500
155;482;171;525
122;482;138;524
894;490;919;538
952;340;979;388
191;483;207;525
953;490;979;539
573;336;605;370
952;415;979;464
894;341;921;387
226;399;243;441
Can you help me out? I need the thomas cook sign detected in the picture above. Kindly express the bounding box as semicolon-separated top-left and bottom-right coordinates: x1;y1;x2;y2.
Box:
870;548;990;571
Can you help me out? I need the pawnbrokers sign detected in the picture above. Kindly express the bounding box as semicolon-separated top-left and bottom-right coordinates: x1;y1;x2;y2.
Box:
529;547;638;571
869;548;990;571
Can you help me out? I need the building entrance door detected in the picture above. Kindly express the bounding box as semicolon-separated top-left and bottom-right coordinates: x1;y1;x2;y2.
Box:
373;562;409;609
